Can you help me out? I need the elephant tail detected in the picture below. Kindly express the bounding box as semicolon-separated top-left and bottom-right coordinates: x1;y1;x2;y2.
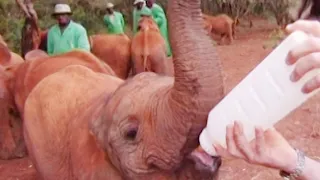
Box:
143;29;150;72
232;16;239;39
142;54;149;72
232;21;236;39
89;36;94;51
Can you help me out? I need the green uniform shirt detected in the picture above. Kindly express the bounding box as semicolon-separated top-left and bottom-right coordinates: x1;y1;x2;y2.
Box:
103;11;125;34
149;3;172;57
132;6;151;35
47;20;90;56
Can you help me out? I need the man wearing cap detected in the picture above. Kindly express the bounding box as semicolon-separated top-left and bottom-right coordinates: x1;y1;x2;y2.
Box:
47;4;90;56
103;3;126;34
132;0;150;35
145;0;171;57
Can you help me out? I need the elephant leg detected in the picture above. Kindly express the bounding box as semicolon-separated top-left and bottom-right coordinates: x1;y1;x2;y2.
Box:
218;35;227;46
209;33;216;42
151;54;168;76
134;55;148;75
131;56;141;76
227;25;233;45
128;60;136;77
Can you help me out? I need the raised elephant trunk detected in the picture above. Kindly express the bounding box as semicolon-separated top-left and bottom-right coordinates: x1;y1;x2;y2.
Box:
165;0;224;151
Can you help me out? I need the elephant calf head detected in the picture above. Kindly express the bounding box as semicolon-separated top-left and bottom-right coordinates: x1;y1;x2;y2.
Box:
137;16;160;32
91;0;225;179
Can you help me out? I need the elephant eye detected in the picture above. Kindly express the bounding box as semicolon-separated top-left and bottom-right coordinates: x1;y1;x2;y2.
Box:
125;127;138;141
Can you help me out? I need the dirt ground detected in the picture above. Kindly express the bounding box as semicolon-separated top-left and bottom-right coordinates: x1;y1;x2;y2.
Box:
1;18;320;180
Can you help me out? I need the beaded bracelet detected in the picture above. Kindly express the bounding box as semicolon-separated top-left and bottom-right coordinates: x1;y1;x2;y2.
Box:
279;148;306;180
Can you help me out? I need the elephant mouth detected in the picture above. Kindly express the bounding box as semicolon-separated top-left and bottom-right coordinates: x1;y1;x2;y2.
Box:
189;146;222;173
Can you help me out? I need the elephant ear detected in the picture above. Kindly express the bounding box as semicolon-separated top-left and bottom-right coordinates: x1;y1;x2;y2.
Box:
88;88;119;150
87;76;123;150
25;49;49;61
88;100;110;150
0;43;12;67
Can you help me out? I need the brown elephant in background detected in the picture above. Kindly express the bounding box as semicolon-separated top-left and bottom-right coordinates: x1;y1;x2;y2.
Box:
90;34;132;79
0;41;26;160
131;16;173;76
21;0;224;179
12;49;115;116
0;66;22;160
0;46;115;160
203;13;236;45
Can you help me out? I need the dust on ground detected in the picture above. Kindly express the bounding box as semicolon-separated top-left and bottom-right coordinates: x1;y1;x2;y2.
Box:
1;17;320;180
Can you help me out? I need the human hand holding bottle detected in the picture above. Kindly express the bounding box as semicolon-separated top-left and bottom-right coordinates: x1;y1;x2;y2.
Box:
213;20;320;180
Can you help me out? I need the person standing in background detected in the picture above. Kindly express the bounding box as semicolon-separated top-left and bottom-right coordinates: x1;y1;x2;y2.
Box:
103;3;126;35
145;0;172;57
47;4;90;56
132;0;149;35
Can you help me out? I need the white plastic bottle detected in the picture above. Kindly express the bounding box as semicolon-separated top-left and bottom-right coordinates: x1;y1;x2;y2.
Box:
199;30;320;156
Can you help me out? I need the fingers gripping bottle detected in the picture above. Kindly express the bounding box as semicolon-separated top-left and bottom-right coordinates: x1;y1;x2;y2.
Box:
199;30;320;156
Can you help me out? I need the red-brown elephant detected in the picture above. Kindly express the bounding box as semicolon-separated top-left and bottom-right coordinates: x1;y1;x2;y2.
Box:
202;13;236;45
131;16;173;76
0;64;24;160
90;34;131;79
24;65;123;180
0;44;115;160
12;49;115;116
22;0;225;179
0;39;26;160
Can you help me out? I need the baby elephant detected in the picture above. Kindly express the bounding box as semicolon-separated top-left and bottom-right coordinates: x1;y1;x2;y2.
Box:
203;13;236;45
131;16;173;76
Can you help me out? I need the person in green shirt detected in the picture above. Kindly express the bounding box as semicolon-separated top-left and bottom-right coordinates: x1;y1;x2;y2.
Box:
47;4;90;56
103;3;125;34
145;0;172;57
132;0;150;35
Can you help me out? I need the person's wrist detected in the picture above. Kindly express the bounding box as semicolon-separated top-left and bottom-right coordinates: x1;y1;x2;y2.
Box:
281;147;298;173
279;148;306;179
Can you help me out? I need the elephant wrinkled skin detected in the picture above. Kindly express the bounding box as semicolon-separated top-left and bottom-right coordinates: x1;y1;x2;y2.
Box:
22;0;224;179
93;0;224;179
